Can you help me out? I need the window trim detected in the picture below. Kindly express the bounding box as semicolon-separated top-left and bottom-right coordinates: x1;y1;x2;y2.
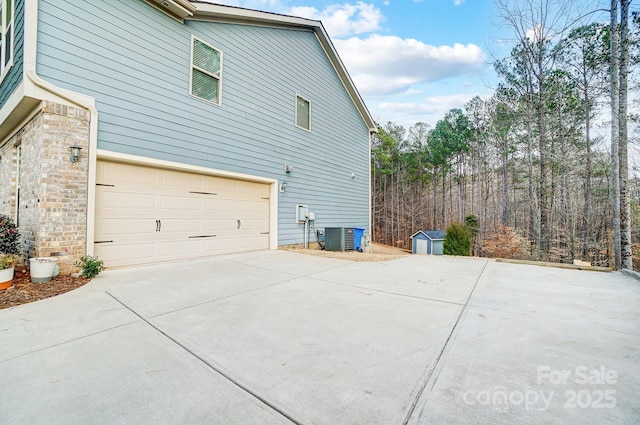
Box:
0;0;15;84
189;35;223;106
295;94;311;132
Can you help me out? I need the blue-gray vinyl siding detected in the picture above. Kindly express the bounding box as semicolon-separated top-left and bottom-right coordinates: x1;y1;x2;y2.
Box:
36;0;370;245
0;0;25;109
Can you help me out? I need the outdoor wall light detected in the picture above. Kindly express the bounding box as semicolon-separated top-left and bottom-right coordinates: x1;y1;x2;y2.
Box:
279;181;288;192
69;145;82;163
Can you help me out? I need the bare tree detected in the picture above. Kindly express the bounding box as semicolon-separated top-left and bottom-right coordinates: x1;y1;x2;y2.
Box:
619;0;633;269
495;0;580;257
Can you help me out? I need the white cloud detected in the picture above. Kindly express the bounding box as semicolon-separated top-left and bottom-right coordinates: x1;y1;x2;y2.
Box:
334;35;486;96
403;89;424;95
454;0;465;5
288;2;384;38
379;94;479;116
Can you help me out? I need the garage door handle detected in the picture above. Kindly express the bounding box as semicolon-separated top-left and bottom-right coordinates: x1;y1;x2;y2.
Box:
237;219;241;229
156;219;161;232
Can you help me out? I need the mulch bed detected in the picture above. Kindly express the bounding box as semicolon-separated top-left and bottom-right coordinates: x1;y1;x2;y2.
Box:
0;268;89;310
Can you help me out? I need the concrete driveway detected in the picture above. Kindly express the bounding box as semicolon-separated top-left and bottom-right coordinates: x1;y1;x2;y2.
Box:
1;251;638;424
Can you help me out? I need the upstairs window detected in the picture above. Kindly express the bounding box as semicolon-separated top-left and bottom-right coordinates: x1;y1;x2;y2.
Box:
0;0;14;79
190;36;222;105
296;95;311;131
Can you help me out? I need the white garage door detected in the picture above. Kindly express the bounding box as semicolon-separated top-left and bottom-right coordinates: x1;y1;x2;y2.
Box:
95;161;270;267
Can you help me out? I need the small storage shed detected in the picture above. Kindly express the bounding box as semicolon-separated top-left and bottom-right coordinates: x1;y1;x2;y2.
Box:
411;230;445;255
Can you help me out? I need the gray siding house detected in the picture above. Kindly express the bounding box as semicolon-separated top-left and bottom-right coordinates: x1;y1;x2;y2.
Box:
0;0;375;270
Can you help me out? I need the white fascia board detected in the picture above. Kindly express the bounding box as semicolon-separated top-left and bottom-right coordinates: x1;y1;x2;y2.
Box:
191;2;318;29
143;0;196;22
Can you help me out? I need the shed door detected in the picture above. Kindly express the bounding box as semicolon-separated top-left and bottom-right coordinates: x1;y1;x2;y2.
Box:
94;161;270;267
416;239;428;255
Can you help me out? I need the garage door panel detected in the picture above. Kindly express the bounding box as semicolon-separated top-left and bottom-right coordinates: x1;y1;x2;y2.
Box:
237;234;270;250
97;190;156;212
95;218;157;240
204;199;238;215
238;217;269;232
159;239;203;258
203;237;239;254
203;175;238;193
240;180;270;196
239;200;269;215
95;160;271;267
203;218;238;232
98;162;157;188
94;241;156;268
159;194;203;213
159;218;203;234
159;169;203;191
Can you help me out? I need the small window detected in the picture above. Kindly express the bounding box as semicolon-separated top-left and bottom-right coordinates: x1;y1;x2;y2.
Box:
0;0;15;79
296;95;310;131
190;36;222;105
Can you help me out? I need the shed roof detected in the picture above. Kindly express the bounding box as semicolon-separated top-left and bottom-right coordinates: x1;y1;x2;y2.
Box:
410;230;445;240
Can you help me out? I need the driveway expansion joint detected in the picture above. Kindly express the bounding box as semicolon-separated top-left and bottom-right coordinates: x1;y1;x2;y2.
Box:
404;259;489;425
105;291;304;425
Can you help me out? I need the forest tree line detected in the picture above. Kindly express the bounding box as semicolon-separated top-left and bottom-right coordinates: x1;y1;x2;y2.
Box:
371;0;640;268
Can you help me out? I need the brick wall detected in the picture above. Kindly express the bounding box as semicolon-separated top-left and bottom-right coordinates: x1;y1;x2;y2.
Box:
0;131;18;217
0;101;90;273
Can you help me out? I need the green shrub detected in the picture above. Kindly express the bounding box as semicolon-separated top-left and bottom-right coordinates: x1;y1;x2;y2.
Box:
75;256;106;279
464;214;479;237
443;222;471;256
0;253;17;270
0;214;20;255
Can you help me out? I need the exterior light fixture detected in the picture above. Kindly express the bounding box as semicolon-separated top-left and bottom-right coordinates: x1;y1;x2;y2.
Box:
279;181;288;192
70;145;82;163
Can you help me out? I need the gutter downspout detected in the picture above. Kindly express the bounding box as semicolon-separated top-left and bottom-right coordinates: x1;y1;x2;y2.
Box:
24;0;98;255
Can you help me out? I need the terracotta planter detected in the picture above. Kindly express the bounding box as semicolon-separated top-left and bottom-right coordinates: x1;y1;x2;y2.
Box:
0;267;14;290
30;258;59;283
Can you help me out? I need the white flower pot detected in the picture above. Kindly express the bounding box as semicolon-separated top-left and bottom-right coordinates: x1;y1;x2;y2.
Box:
0;267;14;290
30;258;59;283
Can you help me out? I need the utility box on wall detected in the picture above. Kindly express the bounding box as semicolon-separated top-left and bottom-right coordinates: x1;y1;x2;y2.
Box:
296;205;309;223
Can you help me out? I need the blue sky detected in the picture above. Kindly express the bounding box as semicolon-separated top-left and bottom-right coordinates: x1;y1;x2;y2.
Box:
205;0;499;127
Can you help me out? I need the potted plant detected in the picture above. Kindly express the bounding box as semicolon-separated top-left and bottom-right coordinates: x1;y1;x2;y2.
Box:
29;257;60;283
0;253;16;290
0;214;20;290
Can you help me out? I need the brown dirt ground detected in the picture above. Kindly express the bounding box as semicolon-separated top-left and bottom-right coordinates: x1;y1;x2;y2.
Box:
0;267;89;310
281;242;410;262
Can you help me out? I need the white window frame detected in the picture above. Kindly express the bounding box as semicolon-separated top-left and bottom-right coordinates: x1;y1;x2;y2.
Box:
0;0;15;83
295;94;311;132
189;35;223;106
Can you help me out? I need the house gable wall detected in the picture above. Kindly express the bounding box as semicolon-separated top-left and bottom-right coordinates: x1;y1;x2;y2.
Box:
35;0;370;246
0;0;25;109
